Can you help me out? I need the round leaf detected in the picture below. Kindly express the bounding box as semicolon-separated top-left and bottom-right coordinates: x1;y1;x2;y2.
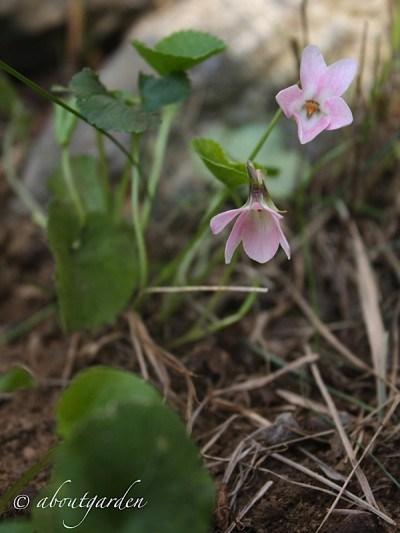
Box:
57;366;161;439
133;30;225;75
34;402;215;533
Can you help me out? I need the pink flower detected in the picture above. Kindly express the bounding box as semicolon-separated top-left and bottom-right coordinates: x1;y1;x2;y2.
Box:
276;45;357;144
210;164;290;264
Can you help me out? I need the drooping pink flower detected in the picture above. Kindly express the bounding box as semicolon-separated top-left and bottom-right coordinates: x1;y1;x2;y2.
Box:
276;45;357;144
210;163;290;264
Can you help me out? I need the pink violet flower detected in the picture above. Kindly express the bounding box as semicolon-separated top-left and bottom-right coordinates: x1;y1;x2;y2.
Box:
210;163;290;264
276;45;357;144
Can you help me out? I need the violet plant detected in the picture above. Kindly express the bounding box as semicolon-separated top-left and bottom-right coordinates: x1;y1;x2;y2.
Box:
0;30;359;533
1;38;357;333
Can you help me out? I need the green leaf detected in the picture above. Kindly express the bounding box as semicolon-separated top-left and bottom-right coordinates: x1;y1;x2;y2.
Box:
0;521;34;533
77;94;151;133
133;30;225;75
47;201;137;331
54;97;78;147
192;138;278;189
0;366;36;393
139;72;190;112
69;67;107;98
0;74;18;115
69;68;153;133
48;155;107;214
197;122;307;199
57;366;161;439
34;402;215;533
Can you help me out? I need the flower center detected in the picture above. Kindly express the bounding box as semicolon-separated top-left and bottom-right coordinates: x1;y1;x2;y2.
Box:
304;99;320;119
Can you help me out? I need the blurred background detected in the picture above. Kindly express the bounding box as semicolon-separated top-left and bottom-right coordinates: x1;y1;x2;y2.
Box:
0;0;392;201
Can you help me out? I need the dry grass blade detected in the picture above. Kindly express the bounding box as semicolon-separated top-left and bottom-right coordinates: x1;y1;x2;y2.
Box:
299;447;345;481
390;298;400;400
213;352;318;395
311;361;377;508
127;312;149;380
275;270;399;395
350;221;388;409
316;395;400;532
187;395;210;435
213;398;272;427
201;414;239;455
144;285;269;294
274;270;373;373
127;312;196;421
225;479;274;533
276;388;330;415
223;440;253;485
270;452;395;524
260;465;350;500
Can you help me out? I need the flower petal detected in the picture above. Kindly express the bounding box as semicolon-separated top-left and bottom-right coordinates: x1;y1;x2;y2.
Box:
275;218;291;259
210;208;242;234
318;58;357;98
300;45;327;97
225;212;247;264
323;96;353;130
241;210;280;264
293;111;330;144
275;84;304;118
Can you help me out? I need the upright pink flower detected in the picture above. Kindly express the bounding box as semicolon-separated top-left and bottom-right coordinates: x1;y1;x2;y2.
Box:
276;45;357;144
210;163;290;264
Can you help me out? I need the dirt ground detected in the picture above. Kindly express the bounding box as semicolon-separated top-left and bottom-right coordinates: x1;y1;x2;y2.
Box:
1;181;400;532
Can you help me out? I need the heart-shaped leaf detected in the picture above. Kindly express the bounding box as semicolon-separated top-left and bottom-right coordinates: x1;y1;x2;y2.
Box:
133;30;225;75
69;68;153;133
47;201;137;331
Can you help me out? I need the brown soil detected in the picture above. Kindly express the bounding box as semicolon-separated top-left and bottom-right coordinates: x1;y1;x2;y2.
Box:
1;193;400;533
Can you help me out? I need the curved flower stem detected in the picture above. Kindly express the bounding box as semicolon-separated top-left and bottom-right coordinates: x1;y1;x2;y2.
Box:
61;146;85;223
96;130;110;210
131;135;147;288
248;108;283;161
141;104;178;231
113;162;131;222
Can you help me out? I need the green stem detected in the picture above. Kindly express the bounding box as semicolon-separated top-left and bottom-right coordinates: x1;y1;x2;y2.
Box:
0;448;55;515
154;189;228;288
3;118;47;229
96;130;110;209
113;163;131;222
141;104;177;230
0;304;55;345
61;147;85;223
170;289;257;348
248;108;283;161
131;135;147;288
0;58;139;169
